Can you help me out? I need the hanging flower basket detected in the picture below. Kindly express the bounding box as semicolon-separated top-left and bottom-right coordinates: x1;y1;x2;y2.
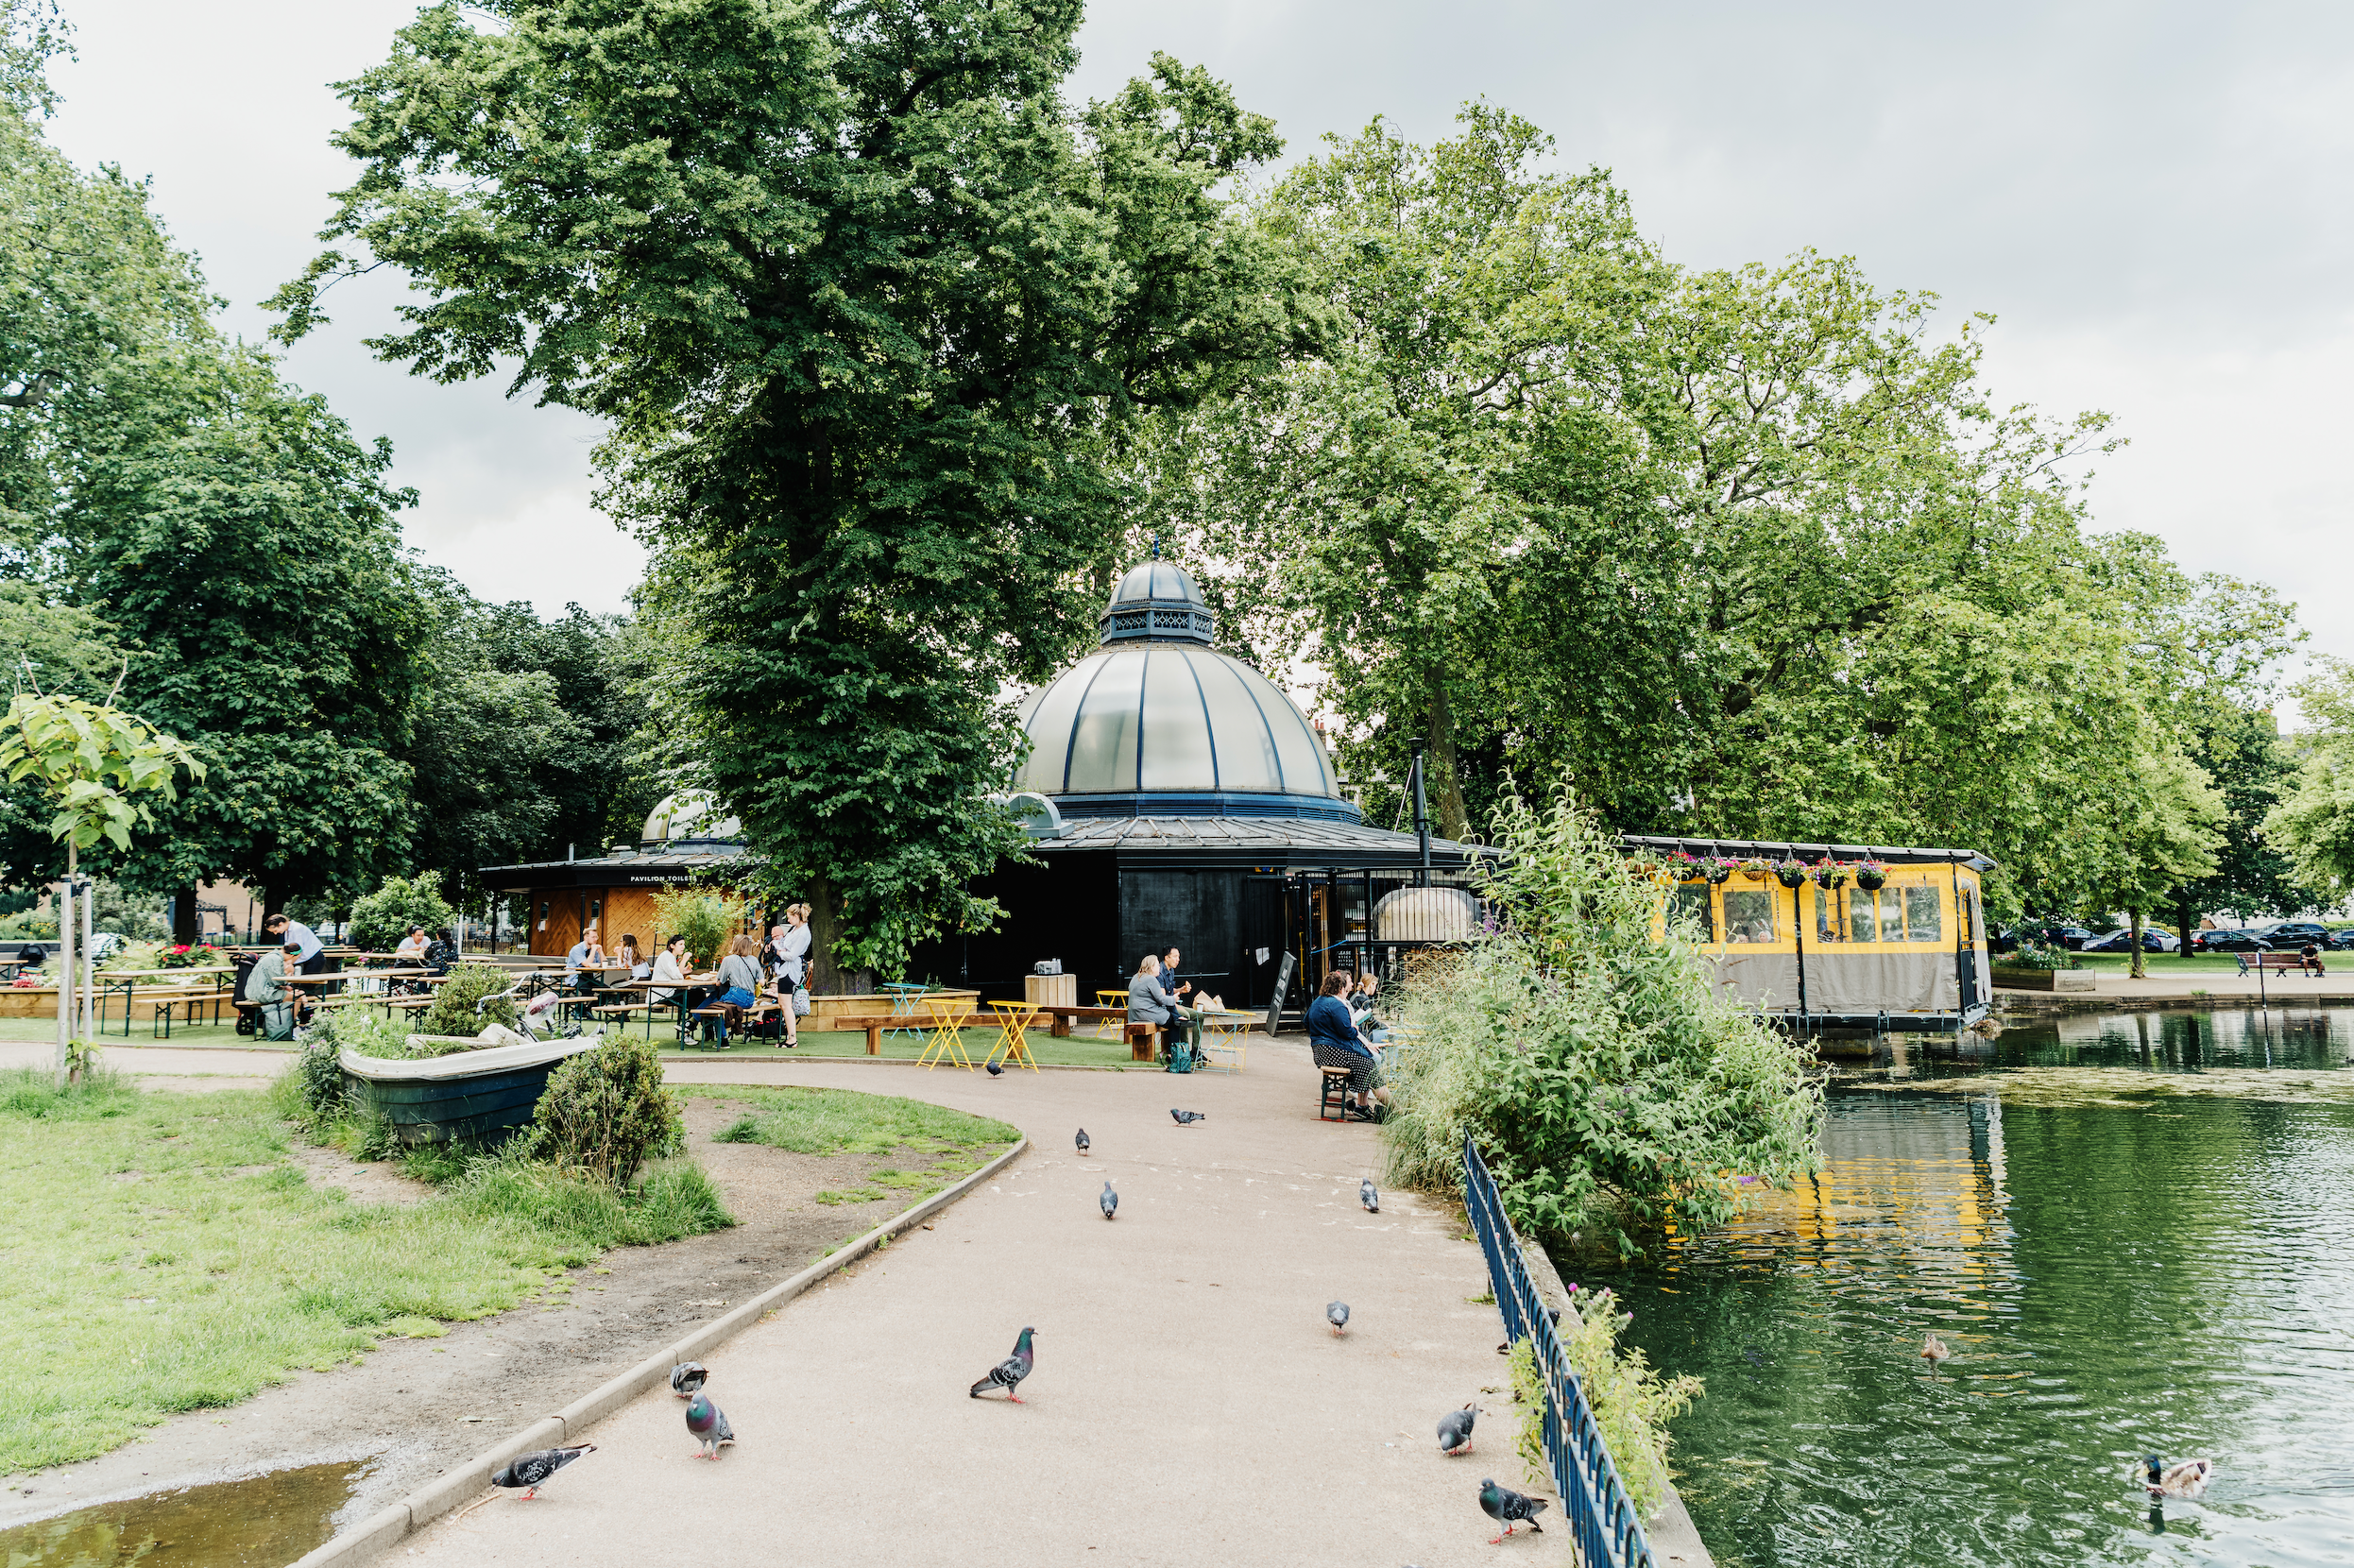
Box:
1703;857;1735;885
1738;857;1773;882
1811;861;1850;890
1775;860;1810;889
1667;851;1705;882
1854;861;1888;891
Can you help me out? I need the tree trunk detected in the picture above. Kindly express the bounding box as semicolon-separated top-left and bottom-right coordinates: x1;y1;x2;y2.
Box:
54;858;74;1090
806;878;854;996
172;883;200;945
1425;686;1473;843
2128;908;2147;981
2175;891;2193;956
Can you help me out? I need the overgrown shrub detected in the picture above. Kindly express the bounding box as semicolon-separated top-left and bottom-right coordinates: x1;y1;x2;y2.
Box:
420;964;520;1036
1383;788;1821;1254
1557;1287;1701;1515
525;1035;683;1186
349;871;457;953
651;887;745;969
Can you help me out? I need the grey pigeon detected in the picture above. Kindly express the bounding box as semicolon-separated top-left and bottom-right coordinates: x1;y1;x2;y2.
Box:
1075;1128;1090;1155
685;1391;734;1458
1438;1404;1477;1455
1479;1477;1548;1542
1327;1300;1350;1336
1100;1181;1118;1219
669;1361;707;1398
969;1325;1037;1402
1360;1178;1380;1214
489;1443;594;1499
1171;1109;1206;1124
986;1060;1003;1076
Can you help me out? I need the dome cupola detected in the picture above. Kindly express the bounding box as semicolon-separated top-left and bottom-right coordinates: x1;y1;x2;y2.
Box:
1011;554;1358;822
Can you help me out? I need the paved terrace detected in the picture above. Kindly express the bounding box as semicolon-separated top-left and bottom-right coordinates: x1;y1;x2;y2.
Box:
0;1035;1718;1567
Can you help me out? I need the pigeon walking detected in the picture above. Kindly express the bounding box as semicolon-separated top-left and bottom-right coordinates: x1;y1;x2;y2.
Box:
669;1361;707;1399
986;1060;1004;1076
1438;1404;1478;1456
1171;1109;1206;1125
1360;1178;1380;1214
685;1391;734;1458
1479;1477;1549;1542
1075;1128;1090;1156
1100;1181;1118;1220
969;1325;1037;1402
1327;1300;1350;1337
489;1444;594;1499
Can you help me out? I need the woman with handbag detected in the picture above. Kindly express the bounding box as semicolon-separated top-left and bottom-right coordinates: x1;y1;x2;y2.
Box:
775;902;813;1047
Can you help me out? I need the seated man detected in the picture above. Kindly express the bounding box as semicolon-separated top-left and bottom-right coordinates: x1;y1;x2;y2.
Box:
1309;969;1388;1121
393;925;428;963
565;923;606;991
2301;941;2327;977
249;940;308;1041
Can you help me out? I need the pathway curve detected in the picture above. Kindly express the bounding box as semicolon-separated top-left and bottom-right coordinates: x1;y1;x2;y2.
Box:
400;1044;1569;1568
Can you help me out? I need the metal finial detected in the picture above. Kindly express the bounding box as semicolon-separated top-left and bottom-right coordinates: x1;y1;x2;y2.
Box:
1151;532;1161;559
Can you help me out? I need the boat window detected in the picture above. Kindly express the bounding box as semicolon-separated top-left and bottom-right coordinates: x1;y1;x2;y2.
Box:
1814;887;1843;942
1906;885;1942;942
1670;884;1714;941
1722;890;1776;945
1847;889;1874;943
1848;887;1902;942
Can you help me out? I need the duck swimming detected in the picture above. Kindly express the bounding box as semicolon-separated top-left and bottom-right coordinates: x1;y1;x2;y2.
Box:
2142;1456;2212;1498
1919;1333;1953;1366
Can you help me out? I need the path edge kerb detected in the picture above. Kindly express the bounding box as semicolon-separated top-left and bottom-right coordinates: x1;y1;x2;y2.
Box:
288;1134;1032;1568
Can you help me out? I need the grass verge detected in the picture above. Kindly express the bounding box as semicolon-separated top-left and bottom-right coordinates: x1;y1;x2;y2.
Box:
0;1065;732;1475
690;1083;1016;1210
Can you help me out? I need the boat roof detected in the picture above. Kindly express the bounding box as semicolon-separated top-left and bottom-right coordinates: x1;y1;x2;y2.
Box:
1620;834;1997;873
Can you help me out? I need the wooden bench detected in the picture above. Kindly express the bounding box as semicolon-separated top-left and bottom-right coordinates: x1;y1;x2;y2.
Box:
1015;1003;1128;1039
2240;950;2325;974
827;1014;896;1055
685;999;784;1048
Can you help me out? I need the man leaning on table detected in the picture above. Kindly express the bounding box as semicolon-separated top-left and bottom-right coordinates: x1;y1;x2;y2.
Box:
264;913;327;975
248;940;306;1040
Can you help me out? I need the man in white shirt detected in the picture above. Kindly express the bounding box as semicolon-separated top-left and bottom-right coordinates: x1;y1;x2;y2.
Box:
264;913;326;974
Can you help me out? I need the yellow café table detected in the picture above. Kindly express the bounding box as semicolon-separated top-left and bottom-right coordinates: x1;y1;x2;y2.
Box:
1192;1008;1257;1072
982;1000;1043;1073
1092;989;1128;1040
915;996;978;1070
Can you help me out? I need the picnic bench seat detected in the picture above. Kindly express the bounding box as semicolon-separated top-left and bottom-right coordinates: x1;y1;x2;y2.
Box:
1021;1003;1127;1038
2240;950;2324;974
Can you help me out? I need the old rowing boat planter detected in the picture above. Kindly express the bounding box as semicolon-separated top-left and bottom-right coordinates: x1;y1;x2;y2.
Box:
340;1034;604;1148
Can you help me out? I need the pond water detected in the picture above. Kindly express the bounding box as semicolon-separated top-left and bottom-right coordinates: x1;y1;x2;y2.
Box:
1578;1005;2354;1568
0;1461;362;1567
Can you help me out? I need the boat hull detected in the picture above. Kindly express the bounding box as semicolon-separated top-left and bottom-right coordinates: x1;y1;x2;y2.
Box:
340;1036;602;1148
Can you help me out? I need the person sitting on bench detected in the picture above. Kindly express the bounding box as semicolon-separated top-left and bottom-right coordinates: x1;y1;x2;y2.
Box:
1309;969;1388;1121
1127;954;1173;1058
249;940;308;1041
2301;941;2328;977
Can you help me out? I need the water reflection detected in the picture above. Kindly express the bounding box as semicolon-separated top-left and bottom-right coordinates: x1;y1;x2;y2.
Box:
1582;1088;2354;1567
1962;1004;2354;1077
0;1461;362;1567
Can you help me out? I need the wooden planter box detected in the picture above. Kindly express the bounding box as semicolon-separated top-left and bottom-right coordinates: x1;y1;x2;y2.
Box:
340;1035;602;1149
1989;965;2096;993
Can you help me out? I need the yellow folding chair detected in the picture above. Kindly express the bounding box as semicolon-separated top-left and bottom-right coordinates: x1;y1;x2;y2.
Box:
984;1000;1043;1072
1093;989;1128;1040
916;997;977;1070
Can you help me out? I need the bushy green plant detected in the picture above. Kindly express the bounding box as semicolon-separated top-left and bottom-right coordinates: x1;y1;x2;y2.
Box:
419;963;519;1036
2002;939;2079;971
651;887;745;970
1383;788;1822;1254
1506;1335;1549;1491
348;871;457;954
525;1035;683;1186
1557;1286;1701;1516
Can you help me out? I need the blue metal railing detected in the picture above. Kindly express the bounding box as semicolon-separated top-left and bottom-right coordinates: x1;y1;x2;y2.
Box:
1462;1135;1656;1568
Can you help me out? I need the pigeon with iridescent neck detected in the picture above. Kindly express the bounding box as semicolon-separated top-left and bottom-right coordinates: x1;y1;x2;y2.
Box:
1479;1477;1547;1542
969;1325;1036;1402
490;1444;594;1499
685;1391;734;1458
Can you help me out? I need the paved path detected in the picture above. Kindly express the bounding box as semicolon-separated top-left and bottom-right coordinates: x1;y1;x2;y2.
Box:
398;1043;1572;1568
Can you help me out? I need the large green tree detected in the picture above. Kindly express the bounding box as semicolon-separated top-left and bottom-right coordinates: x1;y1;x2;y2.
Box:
1134;109;2294;917
2263;656;2354;906
274;0;1309;981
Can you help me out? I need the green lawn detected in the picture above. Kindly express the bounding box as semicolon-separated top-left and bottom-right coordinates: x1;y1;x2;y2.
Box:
2070;952;2295;975
685;1083;1018;1211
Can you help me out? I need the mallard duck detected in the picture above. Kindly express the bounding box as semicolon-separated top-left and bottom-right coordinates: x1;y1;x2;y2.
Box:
2143;1456;2211;1497
1919;1333;1953;1366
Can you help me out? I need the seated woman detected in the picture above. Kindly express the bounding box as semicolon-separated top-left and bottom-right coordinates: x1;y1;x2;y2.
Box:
1126;954;1172;1056
615;934;647;980
1310;969;1389;1121
712;934;765;1046
1349;972;1391;1045
393;925;428;963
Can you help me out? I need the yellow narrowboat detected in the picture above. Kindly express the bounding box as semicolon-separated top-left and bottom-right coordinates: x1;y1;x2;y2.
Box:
1623;835;1996;1032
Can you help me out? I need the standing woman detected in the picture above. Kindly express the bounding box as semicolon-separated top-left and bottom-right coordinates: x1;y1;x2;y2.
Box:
776;903;813;1048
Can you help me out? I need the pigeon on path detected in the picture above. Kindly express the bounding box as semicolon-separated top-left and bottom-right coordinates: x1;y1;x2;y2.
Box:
1327;1301;1350;1337
1100;1181;1118;1219
969;1325;1037;1402
685;1391;734;1459
1479;1477;1549;1542
489;1444;594;1499
669;1361;707;1398
1360;1178;1380;1214
1075;1128;1090;1156
1438;1404;1478;1456
986;1060;1004;1076
1171;1109;1206;1125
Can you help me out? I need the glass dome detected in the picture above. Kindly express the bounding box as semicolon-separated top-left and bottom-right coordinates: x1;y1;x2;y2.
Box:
1014;556;1357;821
641;791;742;844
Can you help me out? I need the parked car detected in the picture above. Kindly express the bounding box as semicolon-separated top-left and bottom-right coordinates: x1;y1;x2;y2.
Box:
2328;929;2354;951
2193;929;2272;953
2254;921;2332;946
2082;928;2180;953
2041;925;2098;950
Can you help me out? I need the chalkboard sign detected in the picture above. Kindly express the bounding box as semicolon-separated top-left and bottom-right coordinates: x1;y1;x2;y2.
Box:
1262;949;1296;1035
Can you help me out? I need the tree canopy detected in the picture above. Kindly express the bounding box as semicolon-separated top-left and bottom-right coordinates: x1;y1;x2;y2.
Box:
276;0;1313;980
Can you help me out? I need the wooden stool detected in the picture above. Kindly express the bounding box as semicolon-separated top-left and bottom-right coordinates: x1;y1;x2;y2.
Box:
1319;1065;1355;1121
1125;1022;1158;1063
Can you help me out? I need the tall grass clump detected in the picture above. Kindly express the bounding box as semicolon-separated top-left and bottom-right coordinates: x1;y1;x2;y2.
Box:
1384;788;1821;1256
521;1035;683;1186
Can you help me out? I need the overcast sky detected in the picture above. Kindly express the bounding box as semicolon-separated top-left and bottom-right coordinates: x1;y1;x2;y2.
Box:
43;1;2354;706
